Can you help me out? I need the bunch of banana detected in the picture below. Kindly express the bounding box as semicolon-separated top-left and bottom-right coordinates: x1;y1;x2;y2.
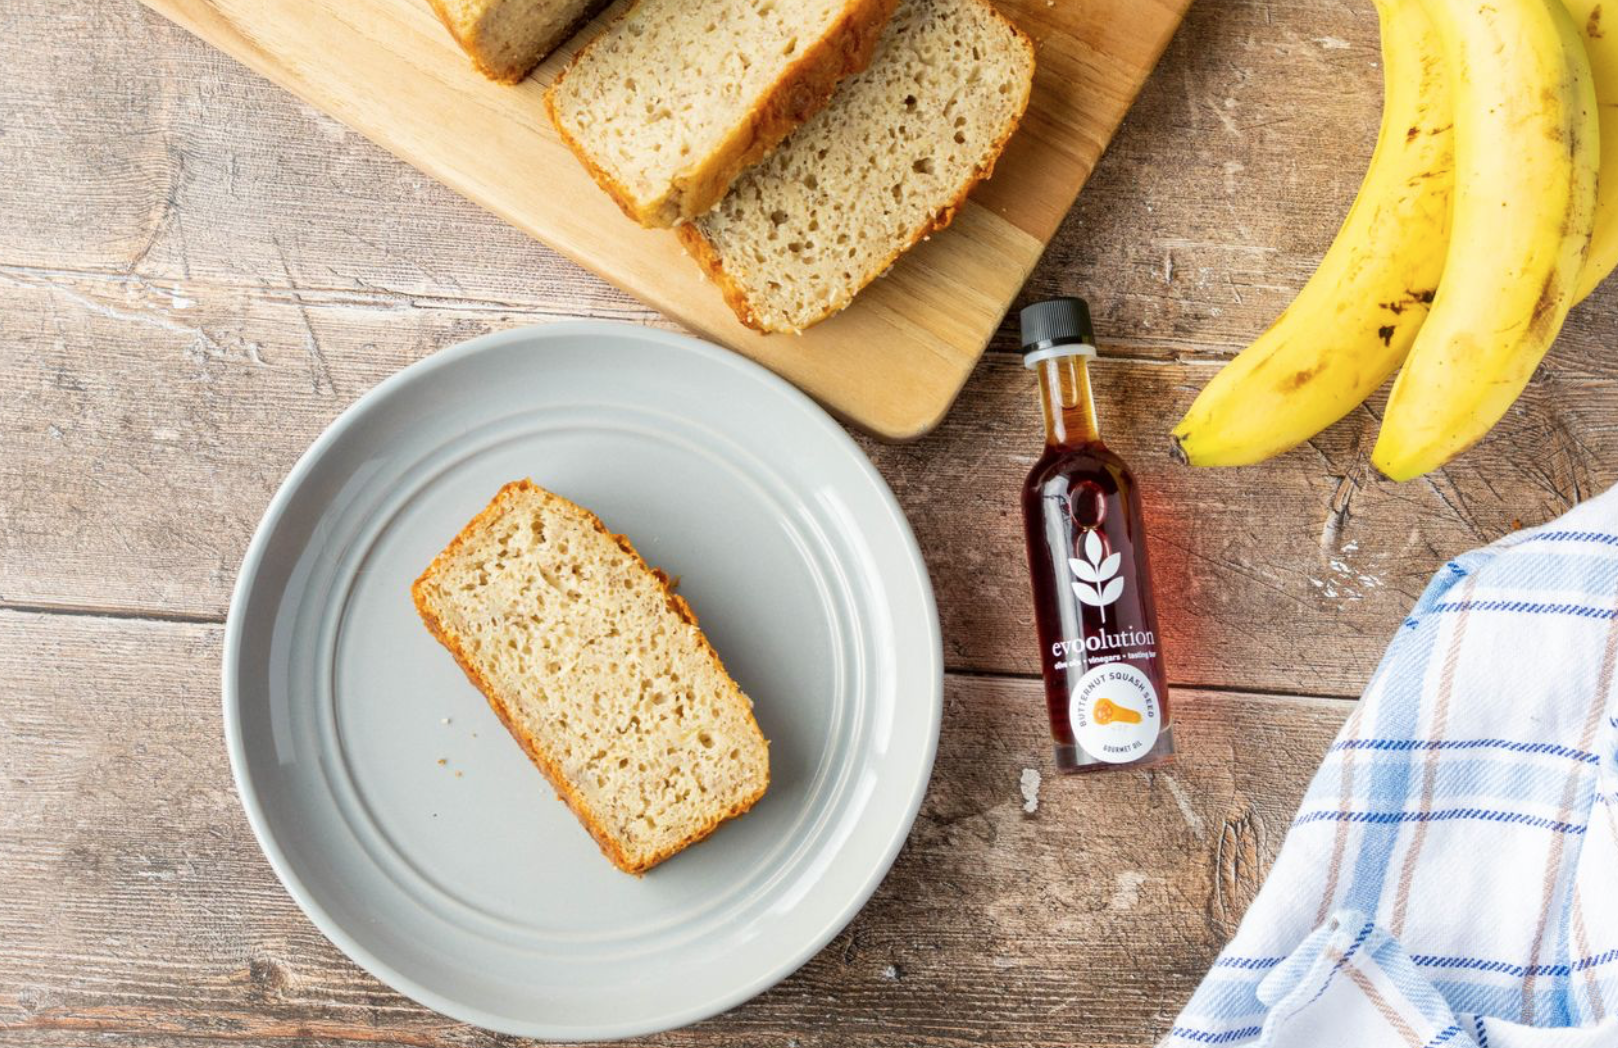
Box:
1171;0;1610;481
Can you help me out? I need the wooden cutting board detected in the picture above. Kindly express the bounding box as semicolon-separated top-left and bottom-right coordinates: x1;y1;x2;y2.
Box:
137;0;1192;440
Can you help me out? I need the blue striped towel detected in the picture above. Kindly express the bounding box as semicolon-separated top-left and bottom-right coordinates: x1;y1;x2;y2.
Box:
1166;484;1618;1048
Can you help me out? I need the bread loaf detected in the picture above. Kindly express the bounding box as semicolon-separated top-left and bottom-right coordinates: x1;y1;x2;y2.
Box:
545;0;899;227
678;0;1035;332
412;480;770;874
429;0;609;83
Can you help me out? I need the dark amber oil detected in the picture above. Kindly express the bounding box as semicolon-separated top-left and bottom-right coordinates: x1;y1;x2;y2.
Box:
1018;298;1174;773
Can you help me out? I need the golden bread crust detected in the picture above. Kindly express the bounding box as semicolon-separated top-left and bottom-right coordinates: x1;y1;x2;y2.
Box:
546;0;900;228
428;0;609;84
678;3;1036;333
411;479;770;876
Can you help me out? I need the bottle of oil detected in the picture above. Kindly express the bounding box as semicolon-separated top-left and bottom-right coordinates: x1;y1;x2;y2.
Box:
1019;297;1174;773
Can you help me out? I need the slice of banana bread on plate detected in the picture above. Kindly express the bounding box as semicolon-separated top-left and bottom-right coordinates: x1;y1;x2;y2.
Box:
412;479;771;875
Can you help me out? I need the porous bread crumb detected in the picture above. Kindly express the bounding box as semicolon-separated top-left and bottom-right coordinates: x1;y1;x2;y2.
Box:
547;0;898;226
679;0;1035;332
430;0;608;83
413;480;770;874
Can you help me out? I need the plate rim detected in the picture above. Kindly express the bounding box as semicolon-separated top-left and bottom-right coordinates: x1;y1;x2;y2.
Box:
220;320;944;1040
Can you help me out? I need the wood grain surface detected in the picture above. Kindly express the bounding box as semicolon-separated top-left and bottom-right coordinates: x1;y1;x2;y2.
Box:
125;0;1192;440
4;0;1618;1044
0;610;1346;1048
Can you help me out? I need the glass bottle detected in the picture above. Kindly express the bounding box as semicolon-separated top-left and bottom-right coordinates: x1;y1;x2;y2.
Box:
1018;297;1174;773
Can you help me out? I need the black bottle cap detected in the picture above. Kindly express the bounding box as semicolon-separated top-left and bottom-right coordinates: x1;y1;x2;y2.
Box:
1019;297;1097;356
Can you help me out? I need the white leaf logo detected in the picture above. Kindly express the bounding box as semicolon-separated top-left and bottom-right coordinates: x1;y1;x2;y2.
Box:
1072;580;1103;605
1069;529;1124;623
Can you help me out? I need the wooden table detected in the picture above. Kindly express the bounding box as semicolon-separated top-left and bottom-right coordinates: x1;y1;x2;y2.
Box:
3;1;1615;1045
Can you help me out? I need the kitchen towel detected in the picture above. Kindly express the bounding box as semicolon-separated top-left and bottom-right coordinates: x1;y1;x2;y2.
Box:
1166;483;1618;1048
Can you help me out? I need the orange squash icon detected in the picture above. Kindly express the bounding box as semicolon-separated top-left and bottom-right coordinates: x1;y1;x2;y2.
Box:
1093;698;1143;725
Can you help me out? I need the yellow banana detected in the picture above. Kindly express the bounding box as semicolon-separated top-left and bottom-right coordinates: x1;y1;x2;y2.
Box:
1170;0;1453;467
1371;0;1597;482
1563;0;1618;301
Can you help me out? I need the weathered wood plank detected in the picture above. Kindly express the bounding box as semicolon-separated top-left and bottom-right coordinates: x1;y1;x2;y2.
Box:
2;0;1614;1044
1032;0;1618;363
3;274;1614;697
1030;0;1388;353
0;0;658;324
4;0;1615;431
112;0;1189;441
13;0;1618;362
0;609;1348;1047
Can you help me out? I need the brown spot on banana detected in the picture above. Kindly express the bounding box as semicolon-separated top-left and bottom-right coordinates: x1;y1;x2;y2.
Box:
1528;275;1567;343
1282;362;1326;391
1380;289;1436;317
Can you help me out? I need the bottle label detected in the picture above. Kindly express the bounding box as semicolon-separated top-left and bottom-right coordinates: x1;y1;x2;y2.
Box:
1069;662;1161;764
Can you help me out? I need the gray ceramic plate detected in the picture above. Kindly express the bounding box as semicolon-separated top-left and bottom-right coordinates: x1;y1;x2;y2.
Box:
222;322;942;1040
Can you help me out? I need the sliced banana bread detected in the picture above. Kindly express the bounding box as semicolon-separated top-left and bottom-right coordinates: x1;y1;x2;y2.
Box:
429;0;609;83
412;479;770;875
678;0;1035;333
545;0;899;228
